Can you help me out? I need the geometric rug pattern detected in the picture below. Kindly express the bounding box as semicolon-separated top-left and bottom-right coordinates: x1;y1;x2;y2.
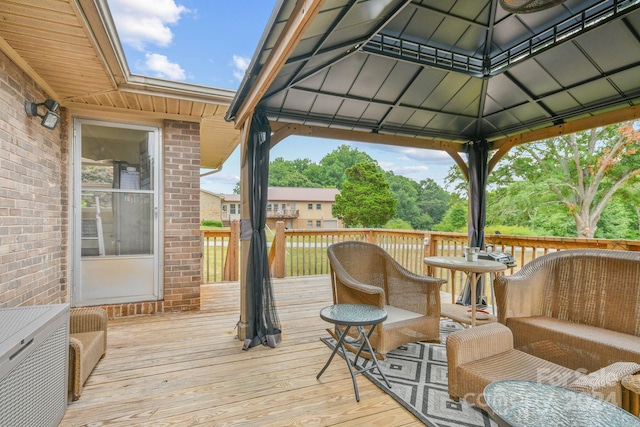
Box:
321;319;499;427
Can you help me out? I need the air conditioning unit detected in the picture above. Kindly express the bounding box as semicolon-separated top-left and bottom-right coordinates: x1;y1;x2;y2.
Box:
0;304;69;427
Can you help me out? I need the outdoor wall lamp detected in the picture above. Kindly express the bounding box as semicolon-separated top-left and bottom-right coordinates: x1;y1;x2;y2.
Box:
25;98;60;130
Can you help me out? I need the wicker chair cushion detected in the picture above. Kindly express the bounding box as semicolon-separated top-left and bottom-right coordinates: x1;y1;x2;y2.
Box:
384;305;423;323
508;316;640;373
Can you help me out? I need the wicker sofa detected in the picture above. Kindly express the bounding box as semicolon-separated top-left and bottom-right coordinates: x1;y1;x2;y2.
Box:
494;249;640;374
69;307;108;401
447;322;640;408
327;241;446;357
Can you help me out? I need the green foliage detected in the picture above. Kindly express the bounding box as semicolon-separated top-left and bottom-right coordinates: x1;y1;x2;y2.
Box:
333;162;396;227
484;224;538;236
201;219;223;227
493;121;640;238
416;178;450;229
316;145;376;189
596;197;639;239
386;172;421;225
268;157;320;187
434;196;468;232
384;218;413;230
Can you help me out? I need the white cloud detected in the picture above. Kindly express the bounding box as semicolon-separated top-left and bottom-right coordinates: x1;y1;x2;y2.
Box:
143;53;186;80
393;165;431;174
108;0;189;50
232;55;251;81
398;147;454;164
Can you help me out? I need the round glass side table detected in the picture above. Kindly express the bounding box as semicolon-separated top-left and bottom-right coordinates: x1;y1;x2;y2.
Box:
316;303;391;402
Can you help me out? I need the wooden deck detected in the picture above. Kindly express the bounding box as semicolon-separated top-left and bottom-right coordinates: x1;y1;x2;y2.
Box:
60;276;424;426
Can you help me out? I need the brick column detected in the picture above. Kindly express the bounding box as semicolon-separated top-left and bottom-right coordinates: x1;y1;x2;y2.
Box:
163;120;201;311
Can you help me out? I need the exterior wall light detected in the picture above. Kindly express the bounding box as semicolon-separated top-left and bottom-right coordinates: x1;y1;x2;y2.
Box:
25;99;60;130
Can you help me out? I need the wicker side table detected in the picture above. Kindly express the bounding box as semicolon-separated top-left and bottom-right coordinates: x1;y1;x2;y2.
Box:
622;374;640;416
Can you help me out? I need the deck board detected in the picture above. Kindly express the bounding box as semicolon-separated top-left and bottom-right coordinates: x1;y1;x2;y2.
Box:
60;275;421;426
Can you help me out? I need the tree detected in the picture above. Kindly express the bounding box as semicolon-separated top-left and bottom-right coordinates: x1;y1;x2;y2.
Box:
416;178;450;230
269;157;319;187
386;172;420;229
333;162;396;227
497;121;640;238
316;145;377;189
434;195;468;232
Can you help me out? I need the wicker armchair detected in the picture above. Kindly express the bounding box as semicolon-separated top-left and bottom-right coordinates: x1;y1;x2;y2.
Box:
327;241;446;357
69;307;108;401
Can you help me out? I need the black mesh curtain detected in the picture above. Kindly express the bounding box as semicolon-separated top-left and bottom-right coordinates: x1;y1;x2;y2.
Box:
457;140;490;306
242;110;282;350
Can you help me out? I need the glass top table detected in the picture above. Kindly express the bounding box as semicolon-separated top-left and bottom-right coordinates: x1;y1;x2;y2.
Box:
484;380;640;427
319;303;387;326
317;304;391;401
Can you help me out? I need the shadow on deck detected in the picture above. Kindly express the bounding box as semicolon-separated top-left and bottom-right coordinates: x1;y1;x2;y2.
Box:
60;275;425;426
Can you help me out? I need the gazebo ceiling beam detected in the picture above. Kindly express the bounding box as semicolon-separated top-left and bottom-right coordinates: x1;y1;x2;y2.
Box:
269;122;467;151
474;0;499;135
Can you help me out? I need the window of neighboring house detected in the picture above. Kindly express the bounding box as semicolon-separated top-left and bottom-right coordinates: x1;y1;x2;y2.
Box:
316;220;321;227
316;203;322;210
308;203;313;209
230;204;236;215
290;203;296;210
267;204;272;211
307;220;313;228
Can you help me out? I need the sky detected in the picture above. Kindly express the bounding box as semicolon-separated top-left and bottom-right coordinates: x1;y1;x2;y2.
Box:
106;0;456;194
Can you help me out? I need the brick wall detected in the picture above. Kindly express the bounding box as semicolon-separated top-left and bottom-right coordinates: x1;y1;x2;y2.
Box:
0;50;67;308
162;120;201;311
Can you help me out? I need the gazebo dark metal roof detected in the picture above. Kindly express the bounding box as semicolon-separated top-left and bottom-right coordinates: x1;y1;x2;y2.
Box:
227;0;640;157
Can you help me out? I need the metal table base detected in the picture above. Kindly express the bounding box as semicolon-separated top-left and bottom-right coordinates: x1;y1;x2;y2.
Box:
317;304;391;402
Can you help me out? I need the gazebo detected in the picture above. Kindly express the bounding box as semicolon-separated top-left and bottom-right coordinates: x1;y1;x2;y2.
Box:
224;0;640;345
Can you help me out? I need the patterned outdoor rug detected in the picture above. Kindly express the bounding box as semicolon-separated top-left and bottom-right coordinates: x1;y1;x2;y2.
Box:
321;319;498;427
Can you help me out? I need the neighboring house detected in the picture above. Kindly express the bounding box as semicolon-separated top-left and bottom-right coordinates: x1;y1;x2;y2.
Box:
220;187;342;229
0;1;239;317
200;190;224;224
